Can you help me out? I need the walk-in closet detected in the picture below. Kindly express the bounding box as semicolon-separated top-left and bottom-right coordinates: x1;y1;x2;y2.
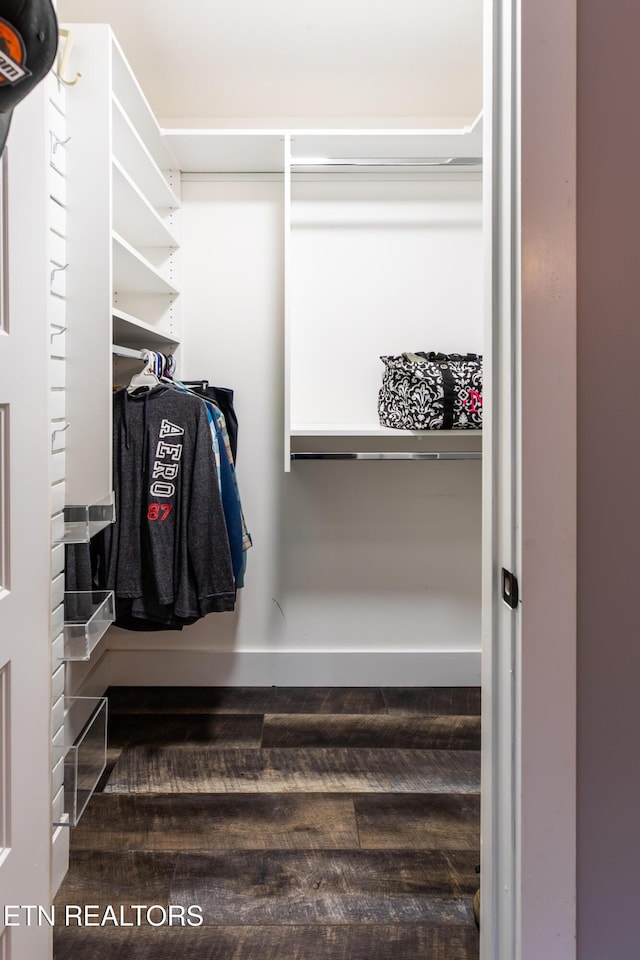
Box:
0;2;495;958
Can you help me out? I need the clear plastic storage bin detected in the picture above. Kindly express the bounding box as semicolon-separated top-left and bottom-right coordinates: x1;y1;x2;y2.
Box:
62;590;115;660
52;697;108;827
53;491;116;543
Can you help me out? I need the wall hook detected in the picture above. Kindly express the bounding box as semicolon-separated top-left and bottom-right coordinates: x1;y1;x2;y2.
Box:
55;29;82;87
51;423;70;452
50;132;72;155
50;325;67;344
50;262;69;290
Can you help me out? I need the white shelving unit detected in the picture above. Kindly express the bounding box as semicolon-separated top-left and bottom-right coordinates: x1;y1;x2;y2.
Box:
165;118;483;471
284;123;483;469
165;129;286;174
112;308;180;349
108;37;180;333
112;232;178;296
111;33;174;175
112;159;178;248
63;23;181;508
49;30;183;849
112;97;180;209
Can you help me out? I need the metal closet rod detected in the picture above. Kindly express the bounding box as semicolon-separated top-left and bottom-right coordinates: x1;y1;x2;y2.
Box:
291;451;482;461
112;344;177;360
112;344;149;360
290;157;482;168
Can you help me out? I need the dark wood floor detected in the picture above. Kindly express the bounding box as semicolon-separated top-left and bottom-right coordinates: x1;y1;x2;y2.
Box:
54;686;481;960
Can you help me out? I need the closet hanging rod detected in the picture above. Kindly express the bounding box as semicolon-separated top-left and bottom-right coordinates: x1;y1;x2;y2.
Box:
112;344;150;360
290;451;482;461
290;157;482;168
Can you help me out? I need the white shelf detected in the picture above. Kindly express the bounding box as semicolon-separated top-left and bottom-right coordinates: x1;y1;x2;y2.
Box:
290;427;483;463
289;119;483;165
113;309;180;348
112;159;178;249
112;96;179;210
291;450;482;461
111;34;178;173
113;232;179;296
291;425;482;437
163;117;482;174
163;130;286;174
290;426;483;461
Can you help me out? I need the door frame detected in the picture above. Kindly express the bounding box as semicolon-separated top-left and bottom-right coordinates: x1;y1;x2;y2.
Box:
482;0;577;958
0;93;55;959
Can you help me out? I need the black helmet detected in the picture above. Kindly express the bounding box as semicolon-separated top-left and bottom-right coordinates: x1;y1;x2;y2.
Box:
0;0;58;155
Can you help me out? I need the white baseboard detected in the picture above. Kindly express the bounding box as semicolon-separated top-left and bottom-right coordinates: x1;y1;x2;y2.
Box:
51;824;70;898
82;648;480;688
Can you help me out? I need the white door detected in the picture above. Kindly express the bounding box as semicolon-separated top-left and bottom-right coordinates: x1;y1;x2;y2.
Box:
0;94;55;959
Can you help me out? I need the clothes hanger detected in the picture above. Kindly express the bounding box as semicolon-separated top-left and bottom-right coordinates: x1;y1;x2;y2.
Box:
159;352;178;384
182;379;208;392
126;349;160;393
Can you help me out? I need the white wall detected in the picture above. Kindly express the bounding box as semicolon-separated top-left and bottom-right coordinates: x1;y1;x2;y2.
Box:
291;179;484;428
103;176;482;685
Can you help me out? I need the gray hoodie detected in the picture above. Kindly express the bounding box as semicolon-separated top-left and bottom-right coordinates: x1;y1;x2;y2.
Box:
99;385;235;622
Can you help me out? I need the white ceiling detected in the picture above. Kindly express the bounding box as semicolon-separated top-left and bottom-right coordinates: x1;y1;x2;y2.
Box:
57;0;482;126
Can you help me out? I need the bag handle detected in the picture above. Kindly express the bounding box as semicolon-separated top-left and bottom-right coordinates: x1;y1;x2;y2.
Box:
416;351;481;362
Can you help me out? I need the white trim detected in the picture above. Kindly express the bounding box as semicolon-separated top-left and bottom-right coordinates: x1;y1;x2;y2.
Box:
50;825;70;899
283;133;292;472
481;1;577;958
481;0;520;954
75;649;480;689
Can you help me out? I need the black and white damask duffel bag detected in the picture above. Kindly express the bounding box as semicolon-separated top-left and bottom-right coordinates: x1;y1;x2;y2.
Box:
378;352;483;430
